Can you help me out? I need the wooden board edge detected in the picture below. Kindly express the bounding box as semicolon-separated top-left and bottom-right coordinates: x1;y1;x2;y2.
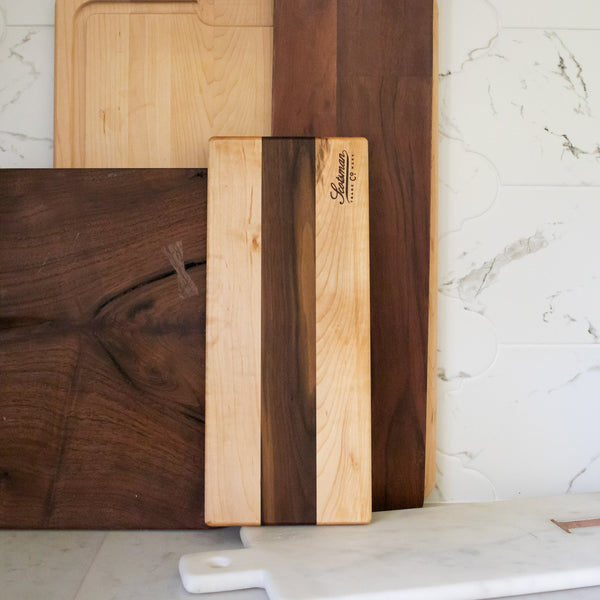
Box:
53;0;74;166
424;0;439;500
54;0;97;166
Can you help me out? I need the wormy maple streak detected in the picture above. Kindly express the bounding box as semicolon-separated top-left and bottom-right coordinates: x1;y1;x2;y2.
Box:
205;137;371;526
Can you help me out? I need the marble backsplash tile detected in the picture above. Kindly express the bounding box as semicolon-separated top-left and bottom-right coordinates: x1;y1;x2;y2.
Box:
440;28;600;186
435;0;599;502
438;135;499;238
0;24;53;166
440;187;600;344
489;0;600;30
0;0;55;26
431;346;600;502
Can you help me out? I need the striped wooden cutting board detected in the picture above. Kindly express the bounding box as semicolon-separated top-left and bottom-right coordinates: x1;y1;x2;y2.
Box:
205;137;371;525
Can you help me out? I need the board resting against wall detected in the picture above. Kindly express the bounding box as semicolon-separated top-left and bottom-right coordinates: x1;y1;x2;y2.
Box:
54;0;273;168
205;137;371;526
0;169;207;529
272;0;438;510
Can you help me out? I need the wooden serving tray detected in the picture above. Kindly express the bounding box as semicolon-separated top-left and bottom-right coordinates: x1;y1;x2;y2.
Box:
54;0;273;167
205;137;371;526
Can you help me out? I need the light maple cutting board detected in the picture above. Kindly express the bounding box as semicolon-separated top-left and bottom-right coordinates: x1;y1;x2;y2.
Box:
205;137;371;525
54;0;273;167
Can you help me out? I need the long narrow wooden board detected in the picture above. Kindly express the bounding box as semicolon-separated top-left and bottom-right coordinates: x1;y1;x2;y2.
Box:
272;0;438;509
0;169;207;529
205;137;371;526
204;139;263;527
54;0;273;167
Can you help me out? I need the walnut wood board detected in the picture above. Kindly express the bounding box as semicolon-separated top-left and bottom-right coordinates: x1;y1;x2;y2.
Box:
205;137;371;526
0;169;207;529
272;0;439;510
54;0;273;168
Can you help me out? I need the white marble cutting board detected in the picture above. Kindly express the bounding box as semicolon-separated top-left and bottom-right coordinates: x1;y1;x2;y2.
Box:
180;493;600;600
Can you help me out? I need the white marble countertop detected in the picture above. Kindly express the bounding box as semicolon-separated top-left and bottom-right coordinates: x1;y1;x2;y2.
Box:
1;527;267;600
2;507;600;600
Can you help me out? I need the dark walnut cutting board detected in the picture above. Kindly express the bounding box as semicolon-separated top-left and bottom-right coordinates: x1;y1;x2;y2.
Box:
0;169;207;529
205;137;371;526
272;0;439;509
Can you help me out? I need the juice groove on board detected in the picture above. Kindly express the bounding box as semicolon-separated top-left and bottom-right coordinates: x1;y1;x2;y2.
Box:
54;0;273;168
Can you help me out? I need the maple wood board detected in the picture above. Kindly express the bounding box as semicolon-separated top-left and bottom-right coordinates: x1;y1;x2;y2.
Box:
272;0;439;509
205;137;371;526
0;169;207;529
54;0;273;168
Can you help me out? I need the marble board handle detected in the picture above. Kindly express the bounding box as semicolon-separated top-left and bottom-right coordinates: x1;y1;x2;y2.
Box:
179;549;268;595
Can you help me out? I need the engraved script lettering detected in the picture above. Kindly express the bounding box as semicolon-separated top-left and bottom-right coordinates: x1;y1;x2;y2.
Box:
330;150;352;204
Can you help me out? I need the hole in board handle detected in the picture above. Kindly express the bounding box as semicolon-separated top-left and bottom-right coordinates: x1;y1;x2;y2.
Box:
207;556;231;568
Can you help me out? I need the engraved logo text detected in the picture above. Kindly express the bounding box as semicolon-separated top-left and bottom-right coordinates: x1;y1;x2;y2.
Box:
330;150;357;205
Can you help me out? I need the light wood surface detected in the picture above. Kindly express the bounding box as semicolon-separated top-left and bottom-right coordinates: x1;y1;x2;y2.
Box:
204;138;262;526
314;138;371;524
424;0;439;499
54;0;273;167
204;137;371;525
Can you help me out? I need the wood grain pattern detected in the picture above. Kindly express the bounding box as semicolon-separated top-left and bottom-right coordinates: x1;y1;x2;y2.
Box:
0;169;207;529
314;138;371;524
425;0;440;498
204;138;262;526
272;0;437;509
54;0;273;168
261;137;317;525
271;1;337;137
204;137;370;525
